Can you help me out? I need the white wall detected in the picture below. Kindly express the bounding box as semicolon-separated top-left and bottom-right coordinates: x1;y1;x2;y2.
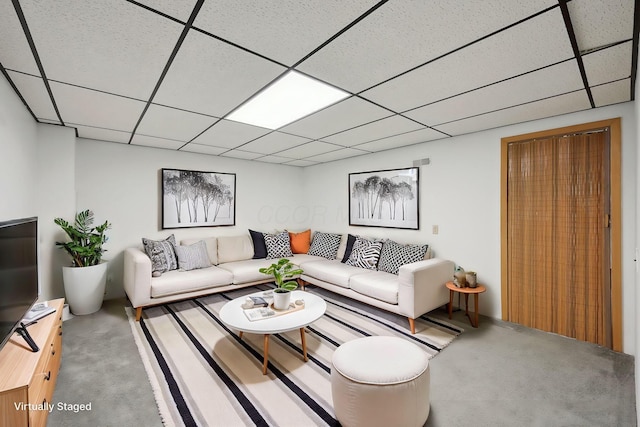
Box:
303;102;638;355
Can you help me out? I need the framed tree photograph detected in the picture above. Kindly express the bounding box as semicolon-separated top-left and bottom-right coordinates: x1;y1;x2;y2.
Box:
349;167;419;230
161;168;236;229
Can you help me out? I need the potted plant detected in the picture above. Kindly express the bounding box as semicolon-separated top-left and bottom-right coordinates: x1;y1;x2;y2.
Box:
54;210;111;315
259;258;303;310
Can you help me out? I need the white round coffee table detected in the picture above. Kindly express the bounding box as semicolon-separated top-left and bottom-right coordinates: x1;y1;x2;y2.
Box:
219;289;327;375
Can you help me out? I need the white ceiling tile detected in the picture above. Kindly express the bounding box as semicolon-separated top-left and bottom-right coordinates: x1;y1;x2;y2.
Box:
131;134;185;150
72;125;131;144
51;82;147;131
0;2;39;74
276;141;341;159
285;159;319;167
361;9;574;112
136;104;217;142
153;30;287;117
568;0;635;52
221;150;264;160
20;0;183;99
582;42;632;87
591;79;631;107
406;60;584;126
280;97;392;139
324;116;423;146
354;128;445;152
133;0;198;22
191;119;271;149
435;91;592;136
39;119;62;125
298;0;558;92
255;155;294;164
180;144;228;156
7;71;57;121
239;132;311;154
305;148;369;163
194;0;378;65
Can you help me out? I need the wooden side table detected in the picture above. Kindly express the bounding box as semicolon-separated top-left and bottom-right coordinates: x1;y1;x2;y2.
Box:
446;281;486;328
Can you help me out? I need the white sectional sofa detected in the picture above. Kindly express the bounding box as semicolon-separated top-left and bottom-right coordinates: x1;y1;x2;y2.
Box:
124;232;454;333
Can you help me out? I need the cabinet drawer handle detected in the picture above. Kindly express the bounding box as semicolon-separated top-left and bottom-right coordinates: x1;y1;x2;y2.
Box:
44;371;51;381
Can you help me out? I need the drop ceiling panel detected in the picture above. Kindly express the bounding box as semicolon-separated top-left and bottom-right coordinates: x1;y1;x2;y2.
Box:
131;134;185;150
304;147;369;163
286;159;319;167
191;119;271;149
582;43;632;86
280;97;392;139
20;0;182;99
180;144;228;156
323;115;423;147
0;2;39;74
298;0;558;93
72;125;131;144
134;0;198;22
136;104;217;142
568;0;635;52
354;128;445;152
276;141;340;159
361;9;574;113
153;30;287;117
435;91;591;136
51;82;147;131
7;71;58;121
194;0;378;65
221;150;263;160
591;79;631;107
256;155;294;164
406;60;584;126
239;132;312;154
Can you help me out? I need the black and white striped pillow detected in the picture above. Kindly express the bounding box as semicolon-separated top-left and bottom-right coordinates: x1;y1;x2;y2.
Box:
264;232;293;259
307;232;342;259
345;237;383;270
174;240;211;271
377;240;428;275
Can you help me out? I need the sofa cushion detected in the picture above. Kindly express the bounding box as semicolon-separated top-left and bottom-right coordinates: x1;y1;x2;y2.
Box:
218;258;280;284
290;253;325;266
264;231;293;259
150;266;233;298
142;234;178;276
174;240;212;271
181;237;218;265
345;237;383;270
302;259;370;288
248;229;267;259
288;229;311;254
377;240;429;275
308;232;342;259
217;235;254;263
350;271;399;304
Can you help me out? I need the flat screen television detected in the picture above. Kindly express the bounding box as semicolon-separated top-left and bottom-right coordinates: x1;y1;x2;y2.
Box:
0;217;39;353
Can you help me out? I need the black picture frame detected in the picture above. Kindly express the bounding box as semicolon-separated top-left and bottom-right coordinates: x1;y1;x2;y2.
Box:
348;167;419;230
161;168;236;229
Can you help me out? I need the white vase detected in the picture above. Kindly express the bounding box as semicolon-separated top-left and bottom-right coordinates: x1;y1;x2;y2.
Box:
272;289;291;310
62;262;108;315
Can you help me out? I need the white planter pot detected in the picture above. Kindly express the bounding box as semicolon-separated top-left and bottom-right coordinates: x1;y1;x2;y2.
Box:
62;262;108;315
272;289;291;310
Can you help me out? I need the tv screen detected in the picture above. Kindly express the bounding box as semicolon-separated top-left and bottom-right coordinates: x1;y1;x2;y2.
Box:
0;217;38;352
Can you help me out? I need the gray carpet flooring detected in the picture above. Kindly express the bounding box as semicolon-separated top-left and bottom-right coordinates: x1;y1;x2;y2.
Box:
48;293;636;427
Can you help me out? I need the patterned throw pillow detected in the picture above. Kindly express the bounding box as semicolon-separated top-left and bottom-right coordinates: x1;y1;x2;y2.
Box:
174;240;211;271
345;237;383;270
307;232;342;259
377;240;429;275
264;232;293;259
142;234;178;276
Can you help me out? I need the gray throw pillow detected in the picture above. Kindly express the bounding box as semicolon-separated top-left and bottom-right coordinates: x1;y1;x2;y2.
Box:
142;234;178;276
377;240;428;275
174;240;211;271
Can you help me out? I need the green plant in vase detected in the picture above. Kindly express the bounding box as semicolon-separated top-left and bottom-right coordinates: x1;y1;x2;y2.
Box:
259;258;304;309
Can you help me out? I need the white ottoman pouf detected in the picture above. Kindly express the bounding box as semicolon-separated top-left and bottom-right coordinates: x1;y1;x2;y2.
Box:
331;336;430;427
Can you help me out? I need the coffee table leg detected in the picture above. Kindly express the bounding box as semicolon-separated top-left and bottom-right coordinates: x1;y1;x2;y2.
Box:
262;334;270;375
300;327;308;362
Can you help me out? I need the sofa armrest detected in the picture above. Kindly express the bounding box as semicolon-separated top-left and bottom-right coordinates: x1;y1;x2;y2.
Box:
397;258;455;318
124;247;152;309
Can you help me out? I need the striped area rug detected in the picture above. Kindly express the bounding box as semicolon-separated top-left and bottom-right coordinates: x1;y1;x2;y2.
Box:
127;286;462;427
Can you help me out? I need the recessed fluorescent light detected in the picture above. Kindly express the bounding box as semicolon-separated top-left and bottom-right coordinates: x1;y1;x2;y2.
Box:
227;71;349;129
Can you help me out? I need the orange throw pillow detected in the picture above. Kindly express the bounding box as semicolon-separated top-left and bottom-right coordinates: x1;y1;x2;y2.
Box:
288;229;311;254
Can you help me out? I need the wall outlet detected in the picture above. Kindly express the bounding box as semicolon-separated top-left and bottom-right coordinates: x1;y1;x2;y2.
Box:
432;225;439;234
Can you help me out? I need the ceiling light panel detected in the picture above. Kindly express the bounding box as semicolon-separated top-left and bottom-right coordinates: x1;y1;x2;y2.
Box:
280;96;392;139
191;119;271;149
239;131;312;155
153;30;286;117
132;0;199;22
582;43;632;87
298;0;557;93
131;134;185;150
7;71;58;121
354;128;445;152
323;115;424;147
568;0;634;52
275;141;340;159
180;144;228;156
591;79;631;107
194;0;379;65
51;82;147;131
0;2;39;74
406;60;583;126
72;125;131;144
136;104;217;142
362;9;574;113
304;147;369;163
435;91;591;136
20;0;183;99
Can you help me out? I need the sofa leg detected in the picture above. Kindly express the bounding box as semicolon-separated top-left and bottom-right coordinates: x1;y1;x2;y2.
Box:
408;317;416;334
135;307;142;321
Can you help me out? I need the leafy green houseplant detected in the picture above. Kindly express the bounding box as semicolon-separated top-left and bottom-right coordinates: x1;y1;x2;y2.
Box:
259;258;304;310
54;210;111;267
